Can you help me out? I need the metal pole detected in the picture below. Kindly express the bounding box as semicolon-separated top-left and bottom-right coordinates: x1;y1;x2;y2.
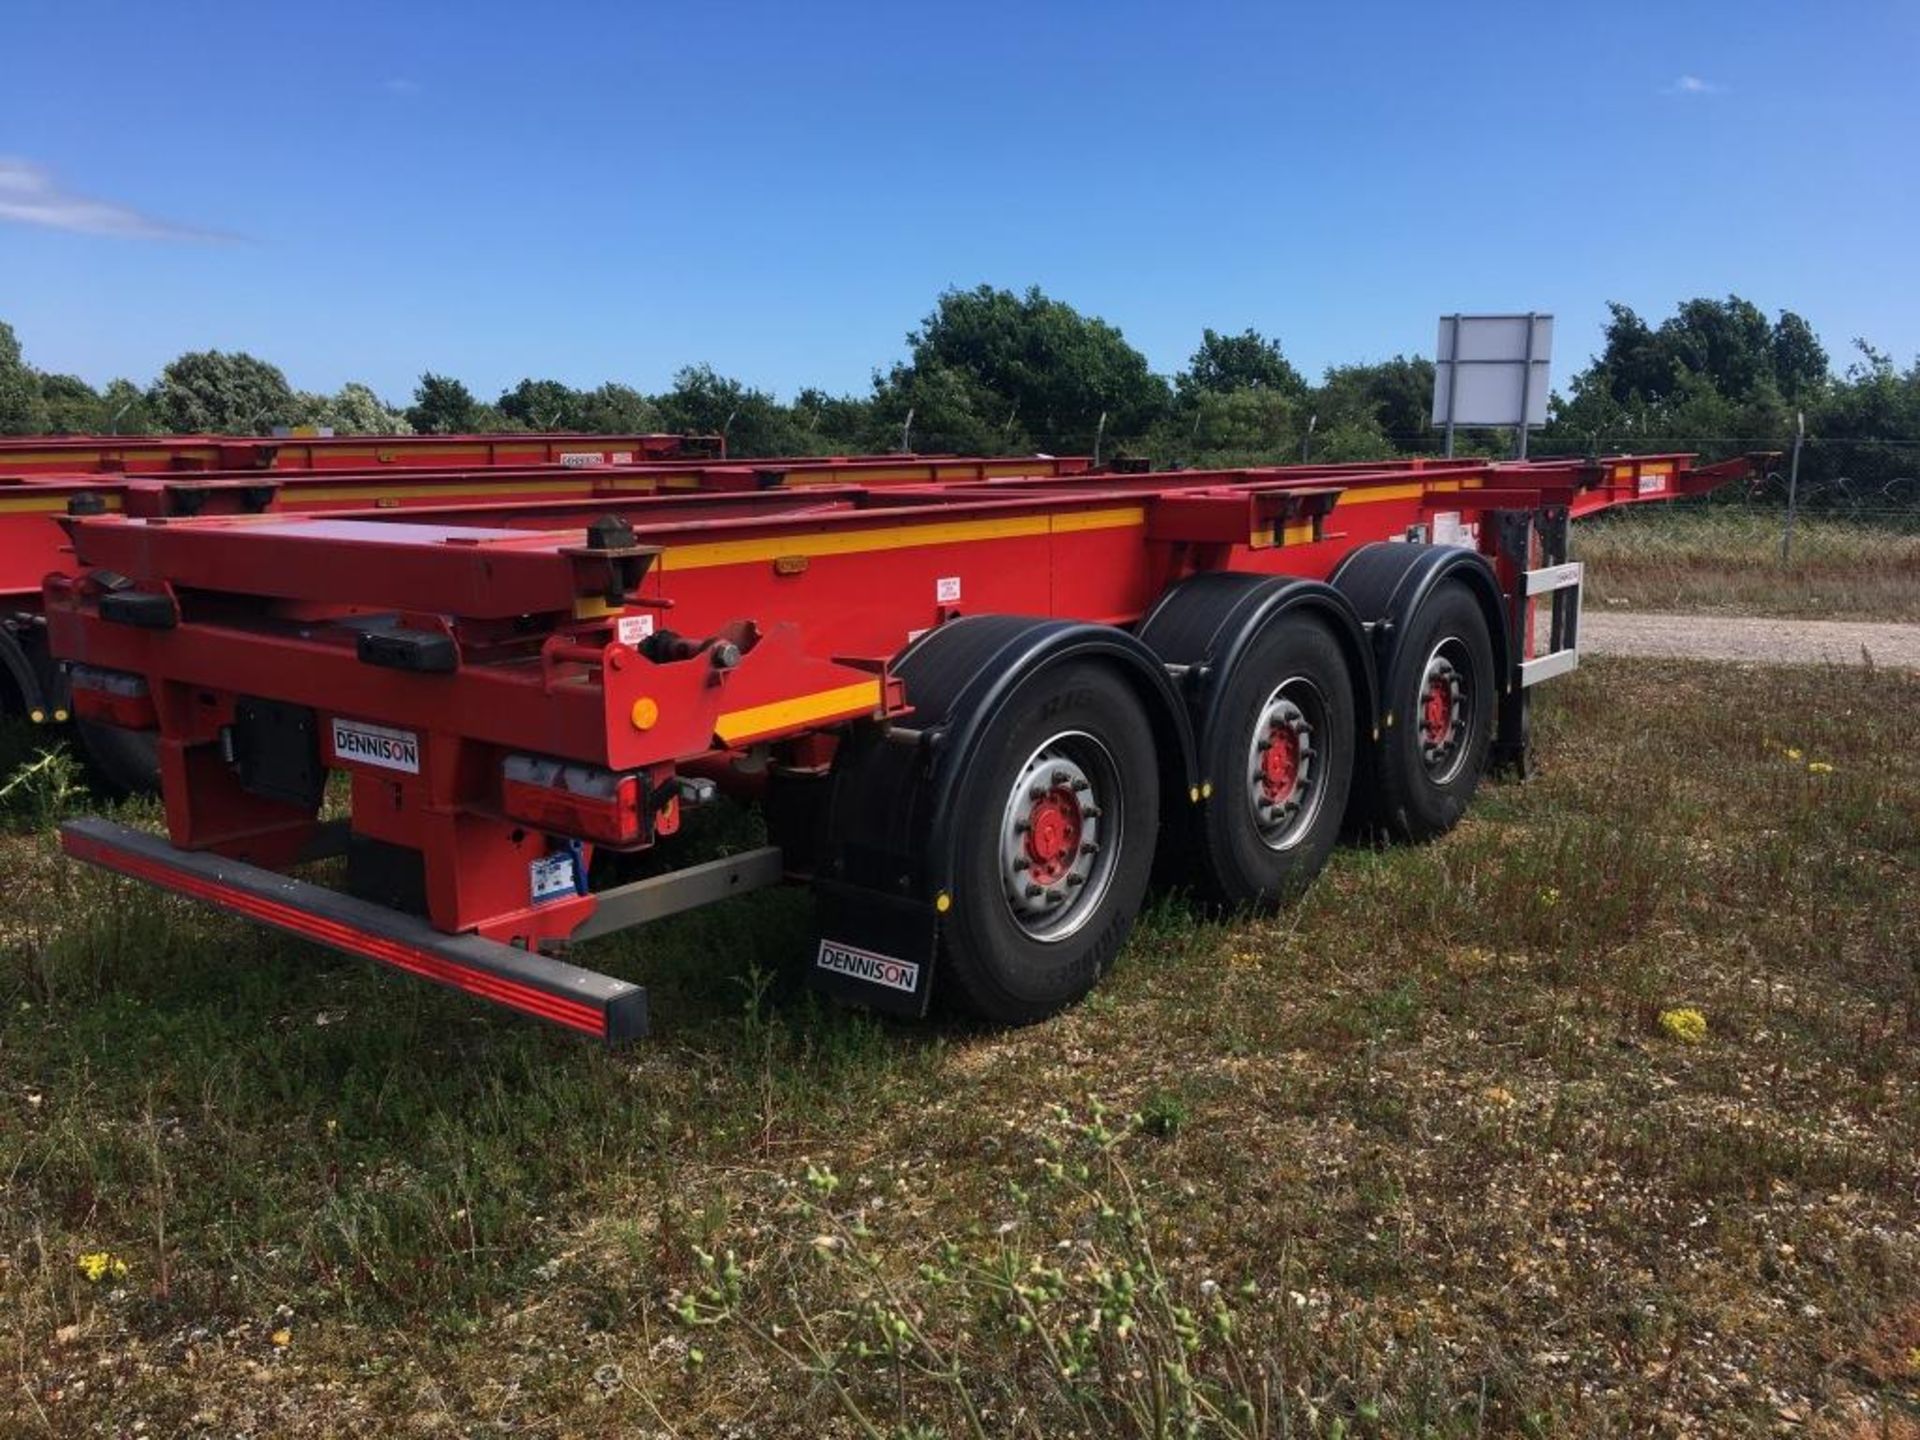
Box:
1301;413;1316;464
1781;410;1805;563
900;407;915;454
1515;312;1537;461
1443;314;1460;458
1092;410;1108;467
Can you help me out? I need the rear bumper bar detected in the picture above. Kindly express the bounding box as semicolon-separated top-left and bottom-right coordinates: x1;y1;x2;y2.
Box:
59;817;649;1042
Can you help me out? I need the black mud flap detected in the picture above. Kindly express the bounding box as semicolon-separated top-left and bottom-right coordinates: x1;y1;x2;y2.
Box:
809;880;939;1018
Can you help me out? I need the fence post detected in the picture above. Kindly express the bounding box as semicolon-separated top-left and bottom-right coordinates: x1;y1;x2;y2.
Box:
1781;410;1805;563
1301;413;1316;464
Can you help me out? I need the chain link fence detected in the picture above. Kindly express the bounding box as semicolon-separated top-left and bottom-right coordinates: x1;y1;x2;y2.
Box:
1544;438;1920;621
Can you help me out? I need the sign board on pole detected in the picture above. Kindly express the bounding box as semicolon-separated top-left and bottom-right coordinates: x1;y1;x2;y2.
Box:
1431;313;1553;457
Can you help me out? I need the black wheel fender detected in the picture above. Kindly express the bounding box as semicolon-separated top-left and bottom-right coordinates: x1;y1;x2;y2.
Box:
1328;543;1510;733
1137;572;1379;774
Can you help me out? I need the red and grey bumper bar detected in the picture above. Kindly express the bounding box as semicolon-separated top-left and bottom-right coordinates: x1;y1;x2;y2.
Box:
59;817;649;1042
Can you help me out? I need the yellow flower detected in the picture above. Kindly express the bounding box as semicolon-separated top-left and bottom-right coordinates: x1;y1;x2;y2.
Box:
1785;747;1803;761
270;1328;292;1348
1539;886;1560;907
1658;1008;1708;1045
1807;761;1834;775
76;1251;128;1283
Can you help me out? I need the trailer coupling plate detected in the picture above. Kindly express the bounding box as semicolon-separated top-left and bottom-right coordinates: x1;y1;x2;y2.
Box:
58;817;648;1043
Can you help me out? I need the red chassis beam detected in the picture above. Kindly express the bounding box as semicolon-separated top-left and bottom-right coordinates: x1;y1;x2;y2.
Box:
0;431;718;477
44;450;1757;1037
61;817;649;1040
0;453;1097;603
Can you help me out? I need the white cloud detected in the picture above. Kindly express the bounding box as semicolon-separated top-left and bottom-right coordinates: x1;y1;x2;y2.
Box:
0;157;236;242
1666;74;1724;96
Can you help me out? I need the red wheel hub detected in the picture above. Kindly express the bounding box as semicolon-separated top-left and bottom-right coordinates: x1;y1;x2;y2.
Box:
1422;676;1454;746
1023;788;1084;885
1260;724;1300;804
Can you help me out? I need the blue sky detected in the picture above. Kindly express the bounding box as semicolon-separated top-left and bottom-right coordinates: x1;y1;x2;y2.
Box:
4;1;1916;406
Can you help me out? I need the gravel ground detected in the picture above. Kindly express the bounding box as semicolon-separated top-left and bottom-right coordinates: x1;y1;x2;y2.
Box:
1582;609;1920;668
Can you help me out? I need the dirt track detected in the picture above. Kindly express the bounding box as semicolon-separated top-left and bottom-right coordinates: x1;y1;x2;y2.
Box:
1581;610;1920;669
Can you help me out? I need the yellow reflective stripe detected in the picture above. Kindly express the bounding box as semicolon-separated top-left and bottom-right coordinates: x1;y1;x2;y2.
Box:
0;493;124;515
659;506;1144;572
1331;477;1484;507
714;680;882;745
1051;505;1145;534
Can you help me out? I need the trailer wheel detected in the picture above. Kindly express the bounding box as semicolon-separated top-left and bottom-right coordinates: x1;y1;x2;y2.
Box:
74;720;162;797
1191;618;1355;908
1370;580;1494;840
939;659;1159;1024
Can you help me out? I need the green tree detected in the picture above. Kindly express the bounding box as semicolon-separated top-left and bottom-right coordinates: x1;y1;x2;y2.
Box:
498;378;583;430
0;321;49;434
1150;388;1306;468
656;364;804;456
406;372;484;434
869;361;1009;455
1770;312;1829;402
38;373;101;433
149;350;297;433
1587;303;1672;404
295;382;413;434
1177;328;1308;402
873;285;1169;454
573;382;659;434
1662;296;1775;401
792;387;876;452
1546;296;1832;460
1576;296;1828;411
1313;356;1437;449
96;379;156;435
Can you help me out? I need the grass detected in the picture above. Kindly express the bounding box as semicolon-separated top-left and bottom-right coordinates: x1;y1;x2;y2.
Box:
3;657;1918;1436
1577;506;1920;620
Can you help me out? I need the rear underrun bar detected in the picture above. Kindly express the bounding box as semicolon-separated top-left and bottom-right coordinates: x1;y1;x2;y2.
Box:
59;817;649;1042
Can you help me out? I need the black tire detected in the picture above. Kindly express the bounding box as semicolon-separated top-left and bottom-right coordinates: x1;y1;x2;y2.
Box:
939;659;1159;1024
1183;617;1356;910
1368;580;1494;841
75;720;161;797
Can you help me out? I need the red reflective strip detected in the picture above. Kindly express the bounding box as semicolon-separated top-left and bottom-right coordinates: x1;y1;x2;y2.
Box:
63;830;605;1037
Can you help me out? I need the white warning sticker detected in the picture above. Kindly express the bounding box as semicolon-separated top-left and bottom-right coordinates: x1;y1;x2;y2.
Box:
529;852;578;903
936;575;962;604
1637;472;1668;495
617;613;656;646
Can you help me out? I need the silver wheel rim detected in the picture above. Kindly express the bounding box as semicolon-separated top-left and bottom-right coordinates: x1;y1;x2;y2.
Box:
1417;640;1472;784
998;730;1123;943
1244;677;1328;851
